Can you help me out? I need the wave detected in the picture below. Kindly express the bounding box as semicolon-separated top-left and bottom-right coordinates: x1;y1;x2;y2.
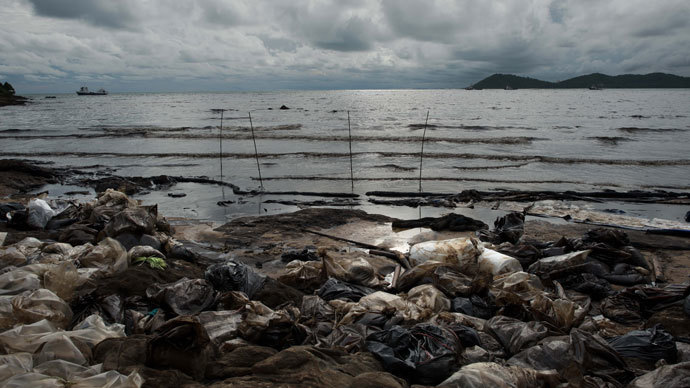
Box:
2;151;688;166
587;136;633;145
617;127;685;133
0;133;540;145
408;124;536;131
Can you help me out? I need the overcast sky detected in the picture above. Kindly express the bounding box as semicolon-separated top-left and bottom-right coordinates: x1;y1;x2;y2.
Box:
1;0;689;93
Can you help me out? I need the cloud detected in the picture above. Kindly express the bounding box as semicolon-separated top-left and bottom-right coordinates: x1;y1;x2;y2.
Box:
26;0;142;29
0;0;688;92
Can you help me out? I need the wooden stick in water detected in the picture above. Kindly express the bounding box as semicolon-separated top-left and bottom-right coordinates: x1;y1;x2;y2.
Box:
418;109;430;192
219;109;224;183
348;111;354;191
248;111;264;190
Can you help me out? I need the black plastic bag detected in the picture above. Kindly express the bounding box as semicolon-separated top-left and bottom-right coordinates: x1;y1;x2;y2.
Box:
607;325;677;362
450;295;495;319
146;278;216;316
392;213;487;231
204;260;266;299
447;324;482;348
281;247;319;263
365;323;462;385
559;273;613;300
317;278;374;302
479;212;524;244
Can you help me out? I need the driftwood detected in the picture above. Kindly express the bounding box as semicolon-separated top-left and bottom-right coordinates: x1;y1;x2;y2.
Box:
302;229;411;269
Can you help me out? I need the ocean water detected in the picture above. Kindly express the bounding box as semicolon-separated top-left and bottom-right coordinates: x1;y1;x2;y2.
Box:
1;89;689;223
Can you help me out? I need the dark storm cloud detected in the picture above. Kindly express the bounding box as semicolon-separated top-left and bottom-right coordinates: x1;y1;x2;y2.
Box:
26;0;140;29
1;0;689;92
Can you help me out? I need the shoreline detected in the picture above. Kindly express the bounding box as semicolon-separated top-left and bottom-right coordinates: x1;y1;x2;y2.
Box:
1;183;690;386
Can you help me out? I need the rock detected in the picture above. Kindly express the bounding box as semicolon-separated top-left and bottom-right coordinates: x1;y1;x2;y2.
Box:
279;105;290;110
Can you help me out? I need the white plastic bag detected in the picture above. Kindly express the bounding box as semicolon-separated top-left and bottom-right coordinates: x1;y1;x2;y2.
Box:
27;199;57;229
478;248;523;276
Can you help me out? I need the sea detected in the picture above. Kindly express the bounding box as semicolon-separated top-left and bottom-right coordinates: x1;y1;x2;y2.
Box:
1;89;689;224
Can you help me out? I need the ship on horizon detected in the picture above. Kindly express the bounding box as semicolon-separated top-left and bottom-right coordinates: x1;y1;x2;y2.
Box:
76;86;108;95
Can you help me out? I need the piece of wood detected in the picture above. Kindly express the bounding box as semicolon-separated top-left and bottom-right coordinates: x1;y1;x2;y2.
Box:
303;228;411;269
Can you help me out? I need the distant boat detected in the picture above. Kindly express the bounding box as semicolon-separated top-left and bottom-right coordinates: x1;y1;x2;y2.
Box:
589;84;603;90
504;85;515;90
465;85;483;90
76;87;108;95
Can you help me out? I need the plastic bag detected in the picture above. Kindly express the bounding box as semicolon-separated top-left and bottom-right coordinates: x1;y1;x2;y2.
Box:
408;237;481;274
205;260;266;299
1;373;63;388
12;289;73;329
508;337;575;373
322;253;380;287
365;323;463;385
569;328;631;383
450;295;495;319
396;261;474;296
478;248;523;276
76;238;128;277
127;245;166;263
485;315;549;355
103;207;157;238
338;291;421;325
278;260;324;293
147;316;212;380
0;353;33;383
627;361;690;388
438;361;560;388
43;261;84;302
0;247;27;269
317;278;374;302
0;268;41;296
529;293;578;331
478;212;525;245
26;198;57;229
527;250;590;277
146;277;215;316
607;325;677;362
34;334;89;366
405;284;450;315
198;310;243;346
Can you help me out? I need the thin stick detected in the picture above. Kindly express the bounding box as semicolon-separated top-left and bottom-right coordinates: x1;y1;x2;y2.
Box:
347;110;354;191
418;109;430;192
219;109;224;183
248;111;264;190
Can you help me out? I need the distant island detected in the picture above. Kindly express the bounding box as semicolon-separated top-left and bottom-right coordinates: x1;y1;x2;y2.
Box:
0;81;27;107
469;72;690;89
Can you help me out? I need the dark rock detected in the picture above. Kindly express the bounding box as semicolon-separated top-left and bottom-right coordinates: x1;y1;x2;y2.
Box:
167;192;186;198
279;105;290;110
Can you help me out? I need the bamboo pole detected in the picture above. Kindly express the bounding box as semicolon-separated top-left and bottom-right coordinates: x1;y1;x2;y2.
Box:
418;110;430;192
347;110;354;191
219;109;224;183
248;112;264;190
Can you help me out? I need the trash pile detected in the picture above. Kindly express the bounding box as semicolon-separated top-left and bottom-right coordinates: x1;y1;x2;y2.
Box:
1;191;689;387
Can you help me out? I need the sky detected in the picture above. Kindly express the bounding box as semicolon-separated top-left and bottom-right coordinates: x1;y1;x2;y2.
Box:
1;0;689;93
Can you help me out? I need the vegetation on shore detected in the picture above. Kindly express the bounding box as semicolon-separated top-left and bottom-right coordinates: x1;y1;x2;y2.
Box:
471;72;690;89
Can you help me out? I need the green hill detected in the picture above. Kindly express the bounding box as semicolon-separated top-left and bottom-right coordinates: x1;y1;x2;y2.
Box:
472;74;554;89
470;72;690;89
